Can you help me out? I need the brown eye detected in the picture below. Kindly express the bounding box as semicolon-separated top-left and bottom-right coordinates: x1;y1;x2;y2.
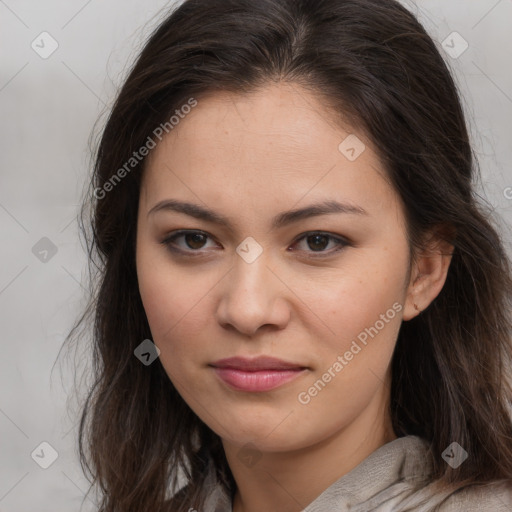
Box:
306;234;330;251
291;231;349;257
161;230;218;255
183;232;208;249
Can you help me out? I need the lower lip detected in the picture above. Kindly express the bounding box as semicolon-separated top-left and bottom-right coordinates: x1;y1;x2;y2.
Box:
212;367;306;392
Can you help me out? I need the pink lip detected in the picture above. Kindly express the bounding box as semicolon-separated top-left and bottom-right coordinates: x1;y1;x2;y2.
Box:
210;356;308;392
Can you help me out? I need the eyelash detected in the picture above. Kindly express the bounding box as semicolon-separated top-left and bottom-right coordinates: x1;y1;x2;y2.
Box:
160;230;350;258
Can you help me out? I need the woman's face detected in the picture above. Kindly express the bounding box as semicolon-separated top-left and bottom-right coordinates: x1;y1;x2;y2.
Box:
136;82;414;453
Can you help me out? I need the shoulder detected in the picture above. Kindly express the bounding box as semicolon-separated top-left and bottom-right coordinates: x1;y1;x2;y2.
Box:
436;481;512;511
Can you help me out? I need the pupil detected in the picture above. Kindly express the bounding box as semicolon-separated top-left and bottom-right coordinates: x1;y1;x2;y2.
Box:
186;233;206;249
308;235;328;251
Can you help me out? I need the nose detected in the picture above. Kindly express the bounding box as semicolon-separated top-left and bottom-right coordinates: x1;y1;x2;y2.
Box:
215;250;291;337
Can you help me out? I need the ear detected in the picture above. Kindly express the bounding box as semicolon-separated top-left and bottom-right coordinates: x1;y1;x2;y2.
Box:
402;225;455;321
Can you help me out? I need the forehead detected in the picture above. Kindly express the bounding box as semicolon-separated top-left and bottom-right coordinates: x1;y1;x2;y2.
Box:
140;82;399;223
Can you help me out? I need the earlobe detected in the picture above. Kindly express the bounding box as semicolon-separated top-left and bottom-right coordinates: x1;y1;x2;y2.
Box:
402;228;455;321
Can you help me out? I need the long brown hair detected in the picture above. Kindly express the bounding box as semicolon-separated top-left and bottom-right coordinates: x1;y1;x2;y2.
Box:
64;0;512;510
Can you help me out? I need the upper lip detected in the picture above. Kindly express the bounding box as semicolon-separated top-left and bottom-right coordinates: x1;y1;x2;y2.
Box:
210;356;307;371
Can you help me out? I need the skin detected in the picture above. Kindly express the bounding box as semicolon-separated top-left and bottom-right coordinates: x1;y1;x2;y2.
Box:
135;82;453;512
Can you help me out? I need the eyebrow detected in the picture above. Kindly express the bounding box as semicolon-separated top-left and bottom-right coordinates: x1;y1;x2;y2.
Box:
147;199;368;229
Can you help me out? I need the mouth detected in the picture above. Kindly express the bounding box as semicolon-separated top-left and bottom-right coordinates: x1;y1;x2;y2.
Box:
209;356;309;392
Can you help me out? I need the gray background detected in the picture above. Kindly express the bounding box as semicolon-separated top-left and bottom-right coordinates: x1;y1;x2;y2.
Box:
1;1;511;510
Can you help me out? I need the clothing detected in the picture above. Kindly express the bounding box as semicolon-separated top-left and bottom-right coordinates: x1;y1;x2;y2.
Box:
198;435;512;511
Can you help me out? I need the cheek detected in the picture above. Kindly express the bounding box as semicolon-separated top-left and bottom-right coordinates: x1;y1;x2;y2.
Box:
139;274;202;343
136;245;219;368
292;259;405;439
300;248;407;355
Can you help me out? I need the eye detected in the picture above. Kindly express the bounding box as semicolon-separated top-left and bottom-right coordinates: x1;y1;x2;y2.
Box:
290;231;349;257
160;230;219;256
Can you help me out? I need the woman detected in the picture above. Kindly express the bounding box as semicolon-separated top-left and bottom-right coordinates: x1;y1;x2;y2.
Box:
68;0;512;510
